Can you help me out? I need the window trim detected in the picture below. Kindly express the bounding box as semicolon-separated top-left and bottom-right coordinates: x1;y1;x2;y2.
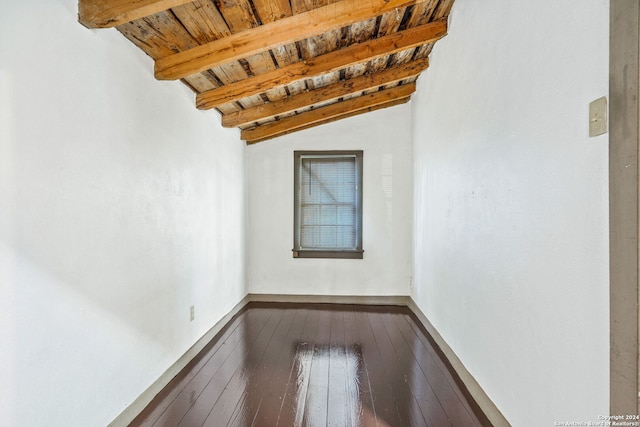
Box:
293;150;363;259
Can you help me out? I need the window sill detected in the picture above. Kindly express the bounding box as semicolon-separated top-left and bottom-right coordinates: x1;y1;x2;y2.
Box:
292;249;364;259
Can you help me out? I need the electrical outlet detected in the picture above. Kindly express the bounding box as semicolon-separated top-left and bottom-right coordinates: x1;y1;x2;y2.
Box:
409;276;414;289
190;305;195;322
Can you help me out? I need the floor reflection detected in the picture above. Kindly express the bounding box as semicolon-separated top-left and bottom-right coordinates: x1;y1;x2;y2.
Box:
289;342;389;427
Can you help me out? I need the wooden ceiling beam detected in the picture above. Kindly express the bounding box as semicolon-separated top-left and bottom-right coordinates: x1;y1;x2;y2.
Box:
246;96;411;144
78;0;194;28
222;58;429;128
154;0;435;80
241;83;416;143
196;20;446;110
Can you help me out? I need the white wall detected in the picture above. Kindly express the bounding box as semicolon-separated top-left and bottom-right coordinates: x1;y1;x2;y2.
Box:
0;1;246;426
411;0;609;425
247;105;413;296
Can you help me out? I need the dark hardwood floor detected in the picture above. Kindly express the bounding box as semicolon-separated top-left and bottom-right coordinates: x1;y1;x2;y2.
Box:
130;303;490;427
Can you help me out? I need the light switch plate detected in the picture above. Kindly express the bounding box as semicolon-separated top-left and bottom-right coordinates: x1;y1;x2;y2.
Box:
589;96;607;137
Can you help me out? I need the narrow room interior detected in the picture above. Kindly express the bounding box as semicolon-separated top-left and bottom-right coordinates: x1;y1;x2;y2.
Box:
1;0;632;426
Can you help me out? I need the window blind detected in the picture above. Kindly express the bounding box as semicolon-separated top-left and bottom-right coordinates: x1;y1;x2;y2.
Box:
299;155;357;250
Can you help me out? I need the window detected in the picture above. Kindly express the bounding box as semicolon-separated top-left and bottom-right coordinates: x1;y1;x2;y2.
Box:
293;151;363;259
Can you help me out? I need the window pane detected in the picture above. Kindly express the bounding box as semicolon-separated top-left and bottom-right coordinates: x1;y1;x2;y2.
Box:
299;156;357;249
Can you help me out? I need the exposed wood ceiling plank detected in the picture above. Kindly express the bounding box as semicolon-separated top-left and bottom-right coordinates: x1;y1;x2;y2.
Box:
291;0;339;14
222;58;428;128
252;0;306;99
245;97;411;144
343;17;379;80
407;0;440;27
172;1;231;43
79;0;195;28
215;0;287;106
241;83;416;142
293;0;343;92
154;0;433;80
196;20;446;110
252;0;293;23
116;10;200;59
434;0;455;19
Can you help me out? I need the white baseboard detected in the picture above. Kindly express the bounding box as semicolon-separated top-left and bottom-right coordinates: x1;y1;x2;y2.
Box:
110;293;508;427
406;298;510;427
107;295;252;427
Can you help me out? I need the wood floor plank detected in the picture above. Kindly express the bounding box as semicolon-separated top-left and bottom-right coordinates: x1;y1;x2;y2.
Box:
131;303;490;427
150;313;253;426
154;309;274;426
274;308;321;426
343;307;377;427
398;314;488;426
401;314;477;410
226;309;309;426
367;311;429;426
350;307;403;427
380;312;453;427
301;309;331;427
200;310;297;427
175;309;284;426
130;309;248;426
132;308;268;427
327;310;349;426
246;308;310;426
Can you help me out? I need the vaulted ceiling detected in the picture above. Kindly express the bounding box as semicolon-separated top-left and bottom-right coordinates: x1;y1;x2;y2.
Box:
78;0;453;144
